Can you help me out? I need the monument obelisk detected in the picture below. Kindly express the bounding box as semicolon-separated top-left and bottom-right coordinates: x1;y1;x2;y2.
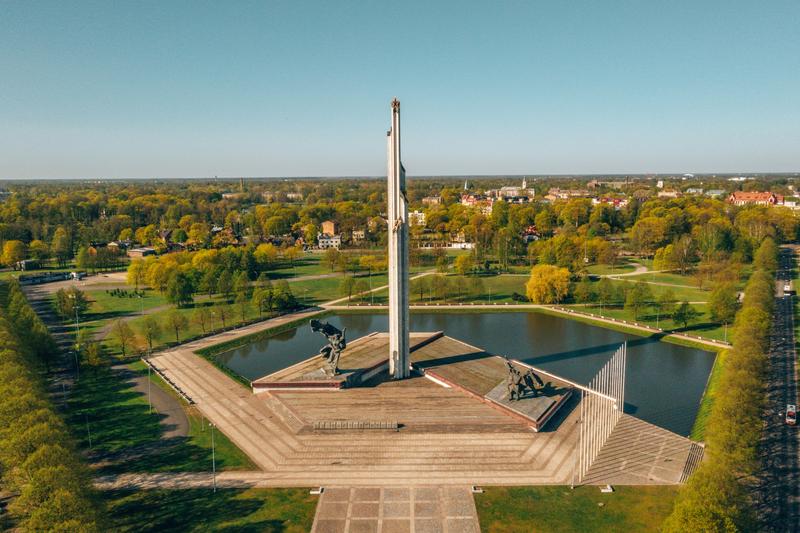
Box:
387;98;410;379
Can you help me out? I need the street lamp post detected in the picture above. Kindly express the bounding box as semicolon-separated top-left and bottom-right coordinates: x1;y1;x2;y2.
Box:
210;422;217;492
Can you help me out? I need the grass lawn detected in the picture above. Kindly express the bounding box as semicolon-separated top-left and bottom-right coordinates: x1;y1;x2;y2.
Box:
268;254;329;279
368;274;527;305
585;262;637;276
571;302;727;342
288;273;389;304
103;488;316;532
67;362;253;474
606;278;711;303
622;271;700;287
690;349;727;441
476;485;678;533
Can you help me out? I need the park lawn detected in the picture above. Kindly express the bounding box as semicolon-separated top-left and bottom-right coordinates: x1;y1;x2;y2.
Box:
606;278;710;303
368;274;527;305
475;485;678;533
128;360;255;470
86;286;166;315
289;273;390;304
585;262;637;276
104;299;263;355
571;302;728;341
690;349;727;441
67;363;252;473
623;271;700;287
268;254;328;279
103;488;316;532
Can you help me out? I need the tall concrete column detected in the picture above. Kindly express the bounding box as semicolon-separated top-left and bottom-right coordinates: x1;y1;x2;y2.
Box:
387;98;410;379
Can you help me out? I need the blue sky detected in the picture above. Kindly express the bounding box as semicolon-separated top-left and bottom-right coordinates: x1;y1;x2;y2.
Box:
1;1;798;179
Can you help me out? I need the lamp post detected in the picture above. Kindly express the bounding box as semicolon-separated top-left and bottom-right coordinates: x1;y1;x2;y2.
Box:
210;422;217;492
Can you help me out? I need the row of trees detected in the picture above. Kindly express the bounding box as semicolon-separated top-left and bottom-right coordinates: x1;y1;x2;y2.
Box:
663;238;778;531
0;281;104;530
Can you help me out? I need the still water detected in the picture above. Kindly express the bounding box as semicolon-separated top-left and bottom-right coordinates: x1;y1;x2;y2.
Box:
218;312;715;435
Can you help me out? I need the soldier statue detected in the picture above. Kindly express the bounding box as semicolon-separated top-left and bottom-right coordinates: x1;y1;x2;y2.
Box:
505;358;544;401
310;319;347;377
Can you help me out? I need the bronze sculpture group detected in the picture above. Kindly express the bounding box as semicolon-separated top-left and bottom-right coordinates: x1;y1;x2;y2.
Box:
310;319;347;377
505;358;544;401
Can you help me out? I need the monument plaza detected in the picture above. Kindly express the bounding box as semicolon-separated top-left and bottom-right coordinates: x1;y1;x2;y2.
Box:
135;101;704;532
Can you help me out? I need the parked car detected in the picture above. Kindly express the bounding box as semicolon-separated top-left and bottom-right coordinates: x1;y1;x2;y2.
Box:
787;404;797;426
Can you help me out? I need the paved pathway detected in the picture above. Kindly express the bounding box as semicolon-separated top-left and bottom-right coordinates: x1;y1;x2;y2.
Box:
112;364;189;439
311;486;480;533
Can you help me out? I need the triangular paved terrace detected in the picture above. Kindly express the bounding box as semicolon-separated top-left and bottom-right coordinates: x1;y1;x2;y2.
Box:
142;327;703;487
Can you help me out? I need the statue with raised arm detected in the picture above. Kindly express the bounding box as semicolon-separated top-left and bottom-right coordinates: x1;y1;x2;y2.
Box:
310;319;347;377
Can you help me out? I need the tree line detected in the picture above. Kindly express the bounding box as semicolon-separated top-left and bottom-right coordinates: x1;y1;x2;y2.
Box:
0;281;104;531
663;238;778;531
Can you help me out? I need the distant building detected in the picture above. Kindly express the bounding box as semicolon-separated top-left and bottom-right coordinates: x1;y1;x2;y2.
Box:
521;225;540;243
705;189;726;197
657;190;681;199
15;259;40;271
422;196;442;206
352;229;366;242
461;194;494;215
222;192;246;200
592;197;629;210
321;220;339;235
656;180;664;189
544;188;590;202
127;247;156;258
286;192;304;201
409;210;426;227
727;191;783;206
487;179;535;199
685;188;704;195
317;233;342;249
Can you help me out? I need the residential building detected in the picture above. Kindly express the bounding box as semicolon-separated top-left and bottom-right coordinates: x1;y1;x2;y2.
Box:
352;229;366;242
727;191;784;206
685;188;704;195
705;189;726;197
422;196;442;206
127;247;156;258
657;190;681;199
317;233;342;249
409;210;426;227
321;220;339;235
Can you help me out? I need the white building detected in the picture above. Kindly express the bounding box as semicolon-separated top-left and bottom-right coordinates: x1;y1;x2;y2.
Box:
409;210;426;227
317;233;342;249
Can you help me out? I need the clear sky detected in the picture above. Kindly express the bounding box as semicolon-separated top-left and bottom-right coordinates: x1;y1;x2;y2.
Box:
1;1;799;179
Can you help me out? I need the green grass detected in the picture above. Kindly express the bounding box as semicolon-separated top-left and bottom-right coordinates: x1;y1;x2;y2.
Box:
605;277;710;303
622;271;699;287
585;262;637;275
288;273;389;304
103;488;316;532
570;302;727;342
370;274;527;305
475;485;679;533
67;363;253;474
690;349;727;441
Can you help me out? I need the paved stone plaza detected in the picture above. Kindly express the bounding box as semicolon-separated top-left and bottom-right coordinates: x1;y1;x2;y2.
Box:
311;486;480;533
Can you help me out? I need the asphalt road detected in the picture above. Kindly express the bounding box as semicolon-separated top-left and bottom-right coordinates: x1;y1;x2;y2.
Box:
758;247;800;532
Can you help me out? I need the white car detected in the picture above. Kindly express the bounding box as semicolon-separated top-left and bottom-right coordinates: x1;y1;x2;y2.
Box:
787;404;797;426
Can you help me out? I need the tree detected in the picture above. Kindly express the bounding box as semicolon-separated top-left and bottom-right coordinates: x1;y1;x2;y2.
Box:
525;264;571;304
655;288;678;322
324;248;340;271
355;279;370;303
235;291;250;321
340;276;356;303
624;282;652;320
28;240;50;263
127;259;147;290
573;279;595;303
454;254;474;276
673;301;700;329
3;240;27;267
84;340;106;370
166;310;188;343
54;287;89;322
166;272;195;308
111;319;135;357
140;316;161;353
215;303;230;329
75;246;92;272
51;227;72;266
435;255;449;273
217;270;233;300
596;278;615;310
192;306;211;334
233;271;252;299
709;283;739;327
273;280;296;311
200;268;218;295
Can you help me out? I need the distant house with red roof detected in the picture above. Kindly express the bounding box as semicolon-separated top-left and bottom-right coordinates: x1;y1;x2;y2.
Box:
727;191;784;206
